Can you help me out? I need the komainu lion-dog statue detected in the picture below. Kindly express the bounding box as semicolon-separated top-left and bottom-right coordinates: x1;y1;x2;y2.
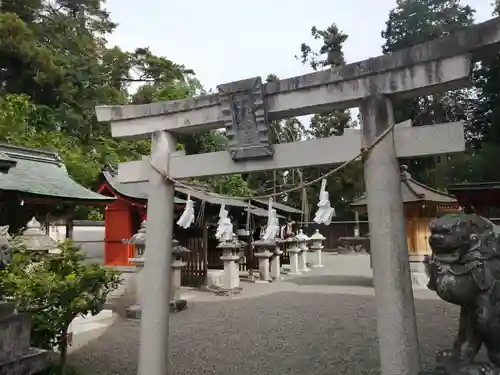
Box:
426;213;500;375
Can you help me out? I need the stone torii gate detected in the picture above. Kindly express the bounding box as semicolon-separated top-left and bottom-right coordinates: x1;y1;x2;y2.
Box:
96;17;500;375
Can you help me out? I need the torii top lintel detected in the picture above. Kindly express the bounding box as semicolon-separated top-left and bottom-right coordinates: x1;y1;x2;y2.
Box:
96;17;500;140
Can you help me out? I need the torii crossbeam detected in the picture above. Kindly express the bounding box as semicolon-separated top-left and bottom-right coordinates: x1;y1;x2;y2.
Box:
95;16;500;375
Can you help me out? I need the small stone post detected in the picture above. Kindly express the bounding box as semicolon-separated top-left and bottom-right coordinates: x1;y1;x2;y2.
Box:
296;229;310;273
253;238;275;283
270;239;283;281
217;233;242;295
286;236;301;275
309;229;325;268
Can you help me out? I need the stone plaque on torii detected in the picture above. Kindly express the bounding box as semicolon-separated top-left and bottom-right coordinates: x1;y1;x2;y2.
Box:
96;17;500;375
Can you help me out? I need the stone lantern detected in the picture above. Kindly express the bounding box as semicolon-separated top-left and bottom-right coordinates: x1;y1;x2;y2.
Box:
16;217;59;256
295;229;310;273
128;220;147;262
217;233;242;295
284;236;301;275
270;239;283;281
171;240;190;311
253;237;275;283
309;229;326;268
125;221;189;319
124;221;146;319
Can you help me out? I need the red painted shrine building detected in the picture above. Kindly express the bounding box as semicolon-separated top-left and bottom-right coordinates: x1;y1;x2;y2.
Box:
97;166;187;266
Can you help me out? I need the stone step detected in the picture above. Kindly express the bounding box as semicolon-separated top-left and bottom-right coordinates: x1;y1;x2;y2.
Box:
0;313;31;363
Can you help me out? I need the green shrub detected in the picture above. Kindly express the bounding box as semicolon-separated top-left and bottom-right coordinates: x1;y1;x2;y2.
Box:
0;240;122;375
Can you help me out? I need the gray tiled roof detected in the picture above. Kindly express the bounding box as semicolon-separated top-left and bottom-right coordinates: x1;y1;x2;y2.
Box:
102;166;301;214
0;144;112;202
0;151;16;173
351;167;457;207
102;166;186;204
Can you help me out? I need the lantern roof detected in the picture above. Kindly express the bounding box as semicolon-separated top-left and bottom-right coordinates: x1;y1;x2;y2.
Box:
309;229;326;241
350;165;457;207
16;217;58;252
295;229;309;242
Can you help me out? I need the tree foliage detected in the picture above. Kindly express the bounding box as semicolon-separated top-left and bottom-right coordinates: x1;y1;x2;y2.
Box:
0;239;121;374
380;0;477;186
295;24;364;215
0;0;250;217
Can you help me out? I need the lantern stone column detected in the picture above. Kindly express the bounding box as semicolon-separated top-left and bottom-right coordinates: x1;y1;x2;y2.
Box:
309;230;325;268
217;235;242;295
296;230;310;273
171;240;190;311
270;239;283;281
253;239;275;283
286;237;301;276
125;221;147;319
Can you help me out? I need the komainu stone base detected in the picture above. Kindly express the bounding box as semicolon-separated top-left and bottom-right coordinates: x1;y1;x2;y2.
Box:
0;302;49;375
126;300;188;319
0;348;49;375
421;351;499;375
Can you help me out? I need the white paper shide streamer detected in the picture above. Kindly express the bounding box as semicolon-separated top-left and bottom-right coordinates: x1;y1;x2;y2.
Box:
263;199;280;240
176;193;195;229
313;179;336;225
216;203;233;241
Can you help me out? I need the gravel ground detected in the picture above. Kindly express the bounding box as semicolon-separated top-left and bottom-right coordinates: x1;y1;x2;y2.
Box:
67;255;481;375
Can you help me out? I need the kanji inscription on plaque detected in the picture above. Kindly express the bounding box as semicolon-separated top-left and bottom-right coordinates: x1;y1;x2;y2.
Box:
218;77;274;161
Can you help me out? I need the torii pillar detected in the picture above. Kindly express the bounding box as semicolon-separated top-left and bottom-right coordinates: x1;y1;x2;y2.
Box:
361;96;420;374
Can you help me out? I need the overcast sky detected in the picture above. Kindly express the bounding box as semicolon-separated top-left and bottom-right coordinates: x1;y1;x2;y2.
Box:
105;0;494;93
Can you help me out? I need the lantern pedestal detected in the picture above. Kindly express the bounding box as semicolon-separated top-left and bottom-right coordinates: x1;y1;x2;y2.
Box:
254;252;272;283
217;240;242;295
126;256;147;319
253;239;275;283
170;259;188;310
409;255;430;288
299;250;310;273
270;241;283;281
296;230;310;273
129;256;145;306
287;245;302;276
309;248;323;268
309;230;326;268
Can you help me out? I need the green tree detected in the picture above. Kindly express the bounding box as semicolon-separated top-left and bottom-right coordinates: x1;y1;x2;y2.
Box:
0;1;250;209
381;0;476;186
435;2;500;185
0;240;121;375
296;24;363;215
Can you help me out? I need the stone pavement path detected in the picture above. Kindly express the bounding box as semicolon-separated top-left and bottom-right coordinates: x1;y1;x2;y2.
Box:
68;254;476;375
